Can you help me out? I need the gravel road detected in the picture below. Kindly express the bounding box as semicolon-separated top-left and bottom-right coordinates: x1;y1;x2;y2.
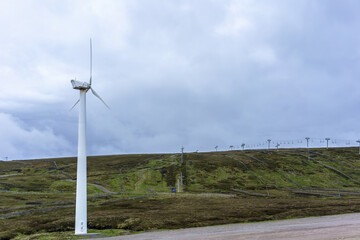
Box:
87;213;360;240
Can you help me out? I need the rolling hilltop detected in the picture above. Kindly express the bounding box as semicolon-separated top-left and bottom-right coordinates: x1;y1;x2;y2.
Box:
1;147;360;239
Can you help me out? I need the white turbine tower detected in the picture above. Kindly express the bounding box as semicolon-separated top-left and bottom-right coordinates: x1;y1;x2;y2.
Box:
71;39;109;235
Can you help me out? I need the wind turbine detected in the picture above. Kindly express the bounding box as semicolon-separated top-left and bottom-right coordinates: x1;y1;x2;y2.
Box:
71;39;109;235
325;138;330;149
305;137;310;160
275;143;280;151
267;139;271;151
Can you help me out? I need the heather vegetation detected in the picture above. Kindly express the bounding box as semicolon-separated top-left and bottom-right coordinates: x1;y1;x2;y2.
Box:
1;147;360;239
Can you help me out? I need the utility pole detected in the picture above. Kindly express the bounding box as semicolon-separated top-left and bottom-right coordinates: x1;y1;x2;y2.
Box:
181;146;184;164
180;147;184;192
356;139;360;154
325;138;330;149
305;137;310;160
177;178;180;193
180;171;183;186
267;139;271;151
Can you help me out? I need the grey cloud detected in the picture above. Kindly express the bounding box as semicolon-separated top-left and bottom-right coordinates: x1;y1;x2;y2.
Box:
0;0;360;159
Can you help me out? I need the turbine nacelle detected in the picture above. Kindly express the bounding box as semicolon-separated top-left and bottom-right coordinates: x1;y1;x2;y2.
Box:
71;80;91;90
70;39;110;110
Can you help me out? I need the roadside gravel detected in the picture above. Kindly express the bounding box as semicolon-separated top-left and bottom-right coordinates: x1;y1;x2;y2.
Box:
86;213;360;240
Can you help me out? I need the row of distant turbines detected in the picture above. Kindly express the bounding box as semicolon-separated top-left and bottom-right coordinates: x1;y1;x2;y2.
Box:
214;137;360;153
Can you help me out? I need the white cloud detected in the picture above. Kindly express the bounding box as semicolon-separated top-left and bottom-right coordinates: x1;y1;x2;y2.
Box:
88;0;131;49
0;0;131;110
249;45;278;65
0;113;72;160
0;0;359;159
215;1;254;36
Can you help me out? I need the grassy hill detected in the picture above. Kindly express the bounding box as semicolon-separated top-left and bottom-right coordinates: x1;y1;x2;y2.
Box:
1;147;360;239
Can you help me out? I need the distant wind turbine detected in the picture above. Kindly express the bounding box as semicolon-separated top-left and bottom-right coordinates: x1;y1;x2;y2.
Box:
305;137;310;160
71;39;109;235
325;138;330;149
241;143;245;150
275;143;280;151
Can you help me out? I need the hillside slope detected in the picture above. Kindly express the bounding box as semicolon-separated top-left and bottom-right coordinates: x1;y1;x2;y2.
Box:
1;147;360;239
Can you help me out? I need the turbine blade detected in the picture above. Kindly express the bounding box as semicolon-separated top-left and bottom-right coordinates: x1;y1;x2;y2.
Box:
70;99;80;111
91;87;110;109
90;38;92;86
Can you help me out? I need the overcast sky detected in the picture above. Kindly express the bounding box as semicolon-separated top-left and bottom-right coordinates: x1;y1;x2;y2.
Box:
1;0;360;160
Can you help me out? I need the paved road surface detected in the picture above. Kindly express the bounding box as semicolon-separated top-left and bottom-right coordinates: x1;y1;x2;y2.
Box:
88;213;360;240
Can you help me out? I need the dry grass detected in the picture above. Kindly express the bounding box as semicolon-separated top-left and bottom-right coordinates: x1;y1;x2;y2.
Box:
2;147;360;239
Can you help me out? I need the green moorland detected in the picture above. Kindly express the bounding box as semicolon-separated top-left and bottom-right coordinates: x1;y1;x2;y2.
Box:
2;148;360;239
